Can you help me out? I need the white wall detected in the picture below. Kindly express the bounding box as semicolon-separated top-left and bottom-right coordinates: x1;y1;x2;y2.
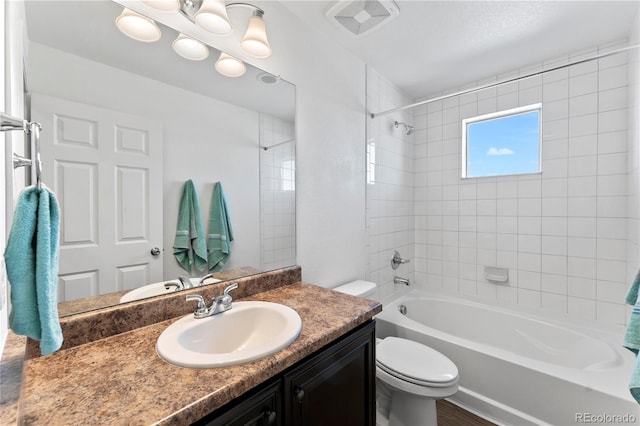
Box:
365;66;415;302
0;0;7;351
1;0;28;352
27;42;261;282
189;2;368;287
413;40;636;325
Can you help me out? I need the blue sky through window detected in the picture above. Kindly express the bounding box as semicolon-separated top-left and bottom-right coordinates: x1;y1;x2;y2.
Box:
465;108;540;178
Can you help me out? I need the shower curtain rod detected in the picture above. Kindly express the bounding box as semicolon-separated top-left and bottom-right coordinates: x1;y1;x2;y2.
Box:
261;138;295;151
370;44;640;119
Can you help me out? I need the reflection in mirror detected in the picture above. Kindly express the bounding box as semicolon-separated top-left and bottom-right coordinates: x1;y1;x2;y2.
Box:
23;0;296;316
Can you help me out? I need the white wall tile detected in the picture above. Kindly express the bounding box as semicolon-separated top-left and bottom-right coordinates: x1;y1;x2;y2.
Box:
404;43;636;326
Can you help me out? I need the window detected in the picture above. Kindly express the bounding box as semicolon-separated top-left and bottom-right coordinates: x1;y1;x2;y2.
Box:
281;159;295;191
462;104;541;178
367;141;376;184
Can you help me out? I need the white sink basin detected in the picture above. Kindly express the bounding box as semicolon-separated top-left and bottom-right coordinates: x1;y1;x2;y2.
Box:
119;277;221;303
156;301;302;368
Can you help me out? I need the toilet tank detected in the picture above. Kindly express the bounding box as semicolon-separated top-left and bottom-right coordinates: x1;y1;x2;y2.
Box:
333;280;377;299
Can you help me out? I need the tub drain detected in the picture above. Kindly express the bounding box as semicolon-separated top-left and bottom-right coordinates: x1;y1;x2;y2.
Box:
398;304;407;315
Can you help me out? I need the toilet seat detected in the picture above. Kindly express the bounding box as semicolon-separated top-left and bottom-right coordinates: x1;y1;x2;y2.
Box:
376;337;458;388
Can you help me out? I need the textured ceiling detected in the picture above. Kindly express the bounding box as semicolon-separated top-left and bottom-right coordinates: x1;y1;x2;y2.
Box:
283;0;640;97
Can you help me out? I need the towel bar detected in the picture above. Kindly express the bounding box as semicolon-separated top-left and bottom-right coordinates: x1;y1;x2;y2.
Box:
1;112;43;189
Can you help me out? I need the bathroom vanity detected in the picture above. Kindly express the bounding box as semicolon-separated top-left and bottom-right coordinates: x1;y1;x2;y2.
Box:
197;321;375;425
13;267;381;425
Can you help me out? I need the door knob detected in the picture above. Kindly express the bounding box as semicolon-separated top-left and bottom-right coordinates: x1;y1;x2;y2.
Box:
150;247;161;256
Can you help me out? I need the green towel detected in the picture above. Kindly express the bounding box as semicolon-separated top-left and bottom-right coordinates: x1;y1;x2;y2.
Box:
173;180;207;273
207;182;233;272
624;268;640;403
5;186;63;355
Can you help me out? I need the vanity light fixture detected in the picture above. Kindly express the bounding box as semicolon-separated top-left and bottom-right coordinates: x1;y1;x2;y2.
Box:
172;33;210;60
115;8;162;43
141;0;180;12
183;0;272;59
116;0;272;77
215;52;247;77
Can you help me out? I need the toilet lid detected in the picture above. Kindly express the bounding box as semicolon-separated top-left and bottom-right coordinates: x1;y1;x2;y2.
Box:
377;337;458;386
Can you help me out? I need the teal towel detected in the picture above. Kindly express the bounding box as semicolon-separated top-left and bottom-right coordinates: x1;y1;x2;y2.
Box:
173;180;207;273
624;268;640;403
5;186;62;355
207;182;233;272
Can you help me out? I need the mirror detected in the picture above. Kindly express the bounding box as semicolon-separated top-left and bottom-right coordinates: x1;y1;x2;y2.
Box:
23;0;296;316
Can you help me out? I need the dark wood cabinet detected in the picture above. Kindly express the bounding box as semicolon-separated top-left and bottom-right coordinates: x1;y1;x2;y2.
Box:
195;320;375;426
198;380;282;426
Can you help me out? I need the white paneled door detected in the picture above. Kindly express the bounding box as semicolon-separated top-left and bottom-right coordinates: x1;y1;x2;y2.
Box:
32;94;163;302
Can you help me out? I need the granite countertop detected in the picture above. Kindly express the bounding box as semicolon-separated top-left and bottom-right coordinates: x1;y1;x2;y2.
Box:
19;282;381;425
0;332;26;425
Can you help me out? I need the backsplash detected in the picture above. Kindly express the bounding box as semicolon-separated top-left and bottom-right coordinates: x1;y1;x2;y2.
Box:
25;266;302;358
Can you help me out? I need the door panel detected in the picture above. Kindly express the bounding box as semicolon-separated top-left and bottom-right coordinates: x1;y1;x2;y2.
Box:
32;93;163;302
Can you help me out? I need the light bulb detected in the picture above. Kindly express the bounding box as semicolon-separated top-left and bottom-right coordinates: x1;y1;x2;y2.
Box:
215;52;246;77
172;34;209;60
195;0;232;35
241;12;271;58
115;8;161;43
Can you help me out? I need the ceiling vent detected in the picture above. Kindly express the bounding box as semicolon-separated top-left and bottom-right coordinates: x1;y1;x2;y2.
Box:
326;0;399;37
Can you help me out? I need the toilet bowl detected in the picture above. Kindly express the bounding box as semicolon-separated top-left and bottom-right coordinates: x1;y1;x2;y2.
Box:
334;280;459;426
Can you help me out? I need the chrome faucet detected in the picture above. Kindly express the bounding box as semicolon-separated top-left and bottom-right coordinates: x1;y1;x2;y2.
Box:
165;275;194;291
178;275;193;289
186;283;239;319
393;276;410;286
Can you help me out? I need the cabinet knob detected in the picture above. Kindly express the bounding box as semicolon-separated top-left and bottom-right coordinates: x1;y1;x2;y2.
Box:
295;387;305;402
264;410;277;424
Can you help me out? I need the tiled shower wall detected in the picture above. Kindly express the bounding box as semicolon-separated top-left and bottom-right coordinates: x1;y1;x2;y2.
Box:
259;114;296;271
366;67;415;302
414;41;637;325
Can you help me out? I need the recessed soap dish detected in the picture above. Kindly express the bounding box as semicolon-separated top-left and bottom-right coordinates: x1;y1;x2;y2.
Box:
485;266;509;283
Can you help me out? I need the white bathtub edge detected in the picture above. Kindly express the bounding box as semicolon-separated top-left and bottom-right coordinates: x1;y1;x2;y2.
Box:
449;385;551;426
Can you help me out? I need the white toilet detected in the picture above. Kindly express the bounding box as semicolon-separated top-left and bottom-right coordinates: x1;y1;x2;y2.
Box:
333;280;459;426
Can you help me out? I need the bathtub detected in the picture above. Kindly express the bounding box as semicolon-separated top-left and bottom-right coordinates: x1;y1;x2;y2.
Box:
375;291;640;425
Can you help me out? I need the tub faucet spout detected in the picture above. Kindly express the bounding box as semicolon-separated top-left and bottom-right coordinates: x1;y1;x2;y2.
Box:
394;276;410;286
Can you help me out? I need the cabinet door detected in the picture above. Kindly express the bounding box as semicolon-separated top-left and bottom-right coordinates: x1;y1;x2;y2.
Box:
196;380;282;426
284;321;376;426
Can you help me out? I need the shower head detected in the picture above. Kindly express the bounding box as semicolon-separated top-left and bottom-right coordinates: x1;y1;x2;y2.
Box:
394;121;415;135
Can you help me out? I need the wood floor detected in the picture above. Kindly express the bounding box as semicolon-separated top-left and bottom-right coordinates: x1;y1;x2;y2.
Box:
436;400;496;426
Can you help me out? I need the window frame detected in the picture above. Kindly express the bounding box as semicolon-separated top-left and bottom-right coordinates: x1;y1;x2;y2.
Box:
461;103;542;179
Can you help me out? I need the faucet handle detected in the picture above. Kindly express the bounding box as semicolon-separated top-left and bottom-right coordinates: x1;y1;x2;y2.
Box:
186;294;208;315
217;283;238;308
391;251;410;270
199;273;215;285
223;282;239;296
